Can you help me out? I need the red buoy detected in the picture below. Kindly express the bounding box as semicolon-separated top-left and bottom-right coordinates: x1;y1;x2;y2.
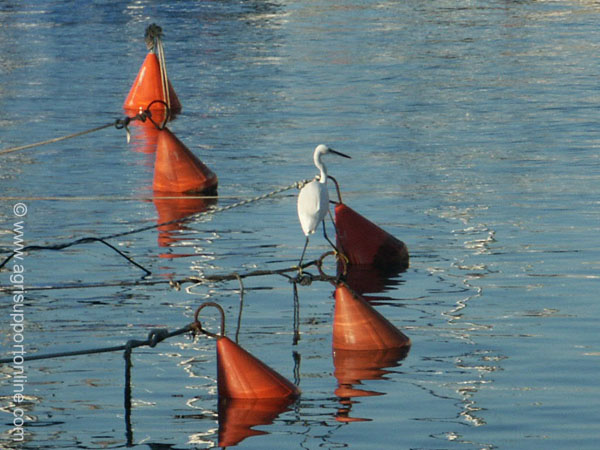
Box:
332;283;411;351
217;336;301;400
123;52;181;114
335;203;409;271
153;128;218;195
218;397;295;447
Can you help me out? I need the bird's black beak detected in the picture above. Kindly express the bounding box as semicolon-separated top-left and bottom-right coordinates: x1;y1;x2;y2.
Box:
329;148;351;159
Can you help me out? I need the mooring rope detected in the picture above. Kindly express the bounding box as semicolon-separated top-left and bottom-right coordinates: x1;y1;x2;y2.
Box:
144;23;170;111
0;122;115;156
156;38;170;111
0;323;197;364
0;111;152;156
0;297;247;365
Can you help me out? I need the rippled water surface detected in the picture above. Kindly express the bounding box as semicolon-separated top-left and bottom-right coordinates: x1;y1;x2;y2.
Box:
1;1;600;449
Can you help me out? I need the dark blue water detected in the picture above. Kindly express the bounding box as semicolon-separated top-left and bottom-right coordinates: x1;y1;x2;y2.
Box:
2;1;600;448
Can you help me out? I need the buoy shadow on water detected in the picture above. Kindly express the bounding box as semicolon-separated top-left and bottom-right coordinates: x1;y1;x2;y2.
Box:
127;120;162;154
333;346;410;423
153;195;217;252
338;262;406;298
217;396;296;447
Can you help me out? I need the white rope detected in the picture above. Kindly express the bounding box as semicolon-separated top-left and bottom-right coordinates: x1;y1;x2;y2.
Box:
155;38;170;110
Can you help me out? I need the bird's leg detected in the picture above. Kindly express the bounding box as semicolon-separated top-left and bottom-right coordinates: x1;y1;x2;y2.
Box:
322;220;336;250
297;236;310;274
327;208;340;243
322;219;349;265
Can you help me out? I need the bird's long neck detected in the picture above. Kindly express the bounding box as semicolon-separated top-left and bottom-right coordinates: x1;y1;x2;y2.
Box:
315;154;327;184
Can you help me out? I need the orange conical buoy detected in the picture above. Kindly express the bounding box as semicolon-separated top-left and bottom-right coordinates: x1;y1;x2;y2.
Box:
216;336;301;400
123;52;182;114
335;203;409;272
333;283;411;351
153;128;218;194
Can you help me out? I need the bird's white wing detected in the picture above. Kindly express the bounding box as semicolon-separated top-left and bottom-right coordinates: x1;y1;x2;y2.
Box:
297;180;328;236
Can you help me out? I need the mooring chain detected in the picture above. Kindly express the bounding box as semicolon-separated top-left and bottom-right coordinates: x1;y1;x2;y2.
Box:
0;253;335;295
211;179;311;214
0;179;311;274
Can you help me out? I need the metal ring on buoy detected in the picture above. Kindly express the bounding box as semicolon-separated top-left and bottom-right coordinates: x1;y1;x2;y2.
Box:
145;99;171;130
317;251;347;285
193;301;226;338
328;175;343;204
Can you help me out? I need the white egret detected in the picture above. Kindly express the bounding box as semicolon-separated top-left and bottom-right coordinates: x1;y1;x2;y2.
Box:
297;144;351;270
